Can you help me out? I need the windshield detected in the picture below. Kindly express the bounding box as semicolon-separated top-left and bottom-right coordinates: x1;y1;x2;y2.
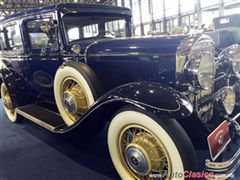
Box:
62;13;129;42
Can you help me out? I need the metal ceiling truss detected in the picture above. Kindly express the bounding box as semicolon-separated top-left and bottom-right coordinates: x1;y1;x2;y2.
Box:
0;0;116;16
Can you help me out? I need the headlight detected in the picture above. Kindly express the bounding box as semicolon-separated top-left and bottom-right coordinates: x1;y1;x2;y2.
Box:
215;86;236;115
218;44;240;77
186;53;216;90
71;44;81;54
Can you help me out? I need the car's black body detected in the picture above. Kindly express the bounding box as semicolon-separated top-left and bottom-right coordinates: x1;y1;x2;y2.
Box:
0;3;240;179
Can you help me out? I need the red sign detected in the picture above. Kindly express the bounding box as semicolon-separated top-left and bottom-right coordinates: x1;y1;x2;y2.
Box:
207;120;231;161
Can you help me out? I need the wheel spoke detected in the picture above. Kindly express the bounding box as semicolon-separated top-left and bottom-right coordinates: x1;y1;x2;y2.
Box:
150;156;166;162
69;80;76;90
61;77;90;122
119;125;171;180
121;138;128;145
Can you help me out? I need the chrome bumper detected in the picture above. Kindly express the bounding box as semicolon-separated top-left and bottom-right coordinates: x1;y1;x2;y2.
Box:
205;147;240;179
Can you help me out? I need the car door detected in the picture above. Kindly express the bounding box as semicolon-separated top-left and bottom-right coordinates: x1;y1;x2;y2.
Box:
23;13;63;100
0;20;37;106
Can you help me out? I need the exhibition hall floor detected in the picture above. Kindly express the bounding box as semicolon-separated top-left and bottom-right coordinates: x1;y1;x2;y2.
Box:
0;101;120;180
0;100;240;180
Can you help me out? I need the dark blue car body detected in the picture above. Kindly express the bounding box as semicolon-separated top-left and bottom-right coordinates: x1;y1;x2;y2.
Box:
1;4;240;177
0;3;219;140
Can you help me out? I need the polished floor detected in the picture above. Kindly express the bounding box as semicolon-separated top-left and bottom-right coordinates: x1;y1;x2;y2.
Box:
0;100;240;180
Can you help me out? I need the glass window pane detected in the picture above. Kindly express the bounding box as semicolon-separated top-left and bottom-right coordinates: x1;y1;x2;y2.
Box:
26;18;58;50
68;27;79;41
63;14;128;42
29;32;49;48
83;24;99;38
0;29;6;50
6;23;22;50
105;20;126;37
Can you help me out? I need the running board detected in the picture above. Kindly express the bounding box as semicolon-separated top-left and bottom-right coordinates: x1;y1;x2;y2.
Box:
16;104;66;132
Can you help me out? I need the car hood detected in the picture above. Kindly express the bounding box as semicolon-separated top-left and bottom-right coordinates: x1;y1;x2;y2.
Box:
86;35;188;57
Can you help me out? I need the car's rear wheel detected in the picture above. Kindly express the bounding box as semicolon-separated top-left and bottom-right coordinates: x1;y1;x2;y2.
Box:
108;107;197;180
54;65;96;126
1;83;21;123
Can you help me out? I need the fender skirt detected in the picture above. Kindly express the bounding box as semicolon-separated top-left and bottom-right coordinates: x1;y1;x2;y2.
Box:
56;81;193;134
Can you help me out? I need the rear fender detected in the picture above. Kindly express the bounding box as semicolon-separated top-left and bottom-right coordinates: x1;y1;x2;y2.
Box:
0;68;34;107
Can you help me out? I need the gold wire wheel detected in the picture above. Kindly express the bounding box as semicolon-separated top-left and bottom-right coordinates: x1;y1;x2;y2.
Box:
119;125;172;180
1;84;15;116
60;77;90;122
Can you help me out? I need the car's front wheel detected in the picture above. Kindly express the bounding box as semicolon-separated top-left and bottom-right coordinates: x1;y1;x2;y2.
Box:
54;65;96;126
108;107;197;180
1;83;21;123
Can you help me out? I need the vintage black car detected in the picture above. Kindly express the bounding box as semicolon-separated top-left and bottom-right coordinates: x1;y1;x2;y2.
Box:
0;3;240;179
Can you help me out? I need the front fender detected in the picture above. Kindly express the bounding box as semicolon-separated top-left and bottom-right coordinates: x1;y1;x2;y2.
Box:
57;81;193;135
103;81;193;118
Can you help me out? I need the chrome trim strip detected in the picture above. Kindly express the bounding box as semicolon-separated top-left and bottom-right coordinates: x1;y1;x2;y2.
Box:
208;139;231;162
206;158;240;180
205;148;240;170
232;112;240;121
228;112;240;135
88;52;176;57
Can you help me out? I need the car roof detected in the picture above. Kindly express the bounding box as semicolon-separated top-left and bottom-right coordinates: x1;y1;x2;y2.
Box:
0;3;132;23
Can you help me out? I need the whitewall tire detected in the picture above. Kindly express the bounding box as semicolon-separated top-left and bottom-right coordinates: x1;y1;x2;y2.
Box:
108;107;197;180
54;66;95;126
1;83;18;123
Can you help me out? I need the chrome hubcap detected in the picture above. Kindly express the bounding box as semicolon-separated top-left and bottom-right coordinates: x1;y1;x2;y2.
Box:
61;77;90;122
119;125;172;179
63;91;77;113
125;145;150;175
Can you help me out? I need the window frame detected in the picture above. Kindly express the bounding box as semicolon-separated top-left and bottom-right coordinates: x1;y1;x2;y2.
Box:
61;13;132;45
1;20;24;54
23;13;59;54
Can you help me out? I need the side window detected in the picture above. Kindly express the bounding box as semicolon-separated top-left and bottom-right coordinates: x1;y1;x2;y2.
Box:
5;23;23;51
0;29;7;50
67;27;80;41
105;19;126;37
26;18;58;50
83;24;98;38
